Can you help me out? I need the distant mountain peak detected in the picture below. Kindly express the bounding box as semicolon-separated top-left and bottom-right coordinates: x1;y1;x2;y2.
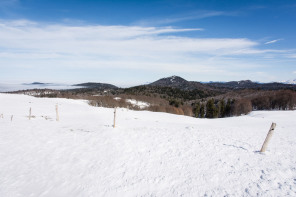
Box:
169;75;177;83
168;75;179;79
149;76;188;86
163;76;187;82
148;76;209;90
236;80;253;84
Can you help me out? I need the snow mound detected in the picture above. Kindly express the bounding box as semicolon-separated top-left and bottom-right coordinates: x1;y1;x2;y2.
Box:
0;93;296;196
125;99;150;109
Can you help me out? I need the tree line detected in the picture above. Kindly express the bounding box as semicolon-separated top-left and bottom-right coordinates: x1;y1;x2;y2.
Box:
192;90;296;118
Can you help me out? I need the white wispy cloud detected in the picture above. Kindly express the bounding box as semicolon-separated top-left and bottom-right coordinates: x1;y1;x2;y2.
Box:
0;19;293;83
134;10;237;26
264;39;283;45
0;19;258;60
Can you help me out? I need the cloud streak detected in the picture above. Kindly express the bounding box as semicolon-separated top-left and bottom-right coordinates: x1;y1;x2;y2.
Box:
0;19;294;84
0;19;257;56
265;39;283;44
134;10;238;26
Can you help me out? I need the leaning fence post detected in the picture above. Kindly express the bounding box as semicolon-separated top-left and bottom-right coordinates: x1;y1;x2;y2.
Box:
113;107;117;128
56;104;59;121
260;123;277;152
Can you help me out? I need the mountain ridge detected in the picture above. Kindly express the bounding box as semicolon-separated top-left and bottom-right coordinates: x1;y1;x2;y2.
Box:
147;76;296;90
8;76;296;93
73;82;118;89
148;76;215;91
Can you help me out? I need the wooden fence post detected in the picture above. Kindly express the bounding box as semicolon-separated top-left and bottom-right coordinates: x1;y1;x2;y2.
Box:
260;123;276;152
113;107;116;128
0;114;3;118
56;104;59;121
11;115;13;122
29;107;31;120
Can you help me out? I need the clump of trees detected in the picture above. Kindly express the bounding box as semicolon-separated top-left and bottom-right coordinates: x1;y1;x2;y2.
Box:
192;98;252;118
192;90;296;119
232;99;252;116
251;90;296;110
123;85;216;101
205;99;218;118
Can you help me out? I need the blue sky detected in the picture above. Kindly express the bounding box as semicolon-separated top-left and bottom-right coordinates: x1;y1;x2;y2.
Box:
0;0;296;86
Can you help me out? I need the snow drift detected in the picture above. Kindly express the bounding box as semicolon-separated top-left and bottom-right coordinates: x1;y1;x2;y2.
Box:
0;93;296;196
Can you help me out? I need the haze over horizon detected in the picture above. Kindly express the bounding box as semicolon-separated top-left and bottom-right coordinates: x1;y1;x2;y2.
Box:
1;0;296;86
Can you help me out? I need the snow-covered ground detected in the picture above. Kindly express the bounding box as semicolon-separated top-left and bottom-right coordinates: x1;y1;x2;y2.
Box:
280;79;296;85
0;93;296;196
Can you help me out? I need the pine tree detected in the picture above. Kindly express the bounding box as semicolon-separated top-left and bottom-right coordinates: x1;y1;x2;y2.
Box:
225;99;231;117
213;105;219;118
200;103;205;118
206;99;216;118
219;99;226;118
193;102;200;118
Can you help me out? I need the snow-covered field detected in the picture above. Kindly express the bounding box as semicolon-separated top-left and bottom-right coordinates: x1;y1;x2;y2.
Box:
0;93;296;196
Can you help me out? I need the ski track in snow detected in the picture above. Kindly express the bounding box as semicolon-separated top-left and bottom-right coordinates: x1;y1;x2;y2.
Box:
0;93;296;196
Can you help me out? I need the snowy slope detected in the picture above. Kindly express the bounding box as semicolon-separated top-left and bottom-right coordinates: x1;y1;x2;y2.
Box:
279;79;296;84
284;79;296;84
0;93;296;196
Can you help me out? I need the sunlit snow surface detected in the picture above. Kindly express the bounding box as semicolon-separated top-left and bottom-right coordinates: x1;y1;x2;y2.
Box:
125;99;150;109
0;93;296;196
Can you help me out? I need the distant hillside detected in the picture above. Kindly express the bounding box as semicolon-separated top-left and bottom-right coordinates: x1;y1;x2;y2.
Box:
73;82;118;89
149;76;188;87
207;80;296;90
123;85;219;101
148;76;296;91
22;82;52;85
9;76;296;119
148;76;216;91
